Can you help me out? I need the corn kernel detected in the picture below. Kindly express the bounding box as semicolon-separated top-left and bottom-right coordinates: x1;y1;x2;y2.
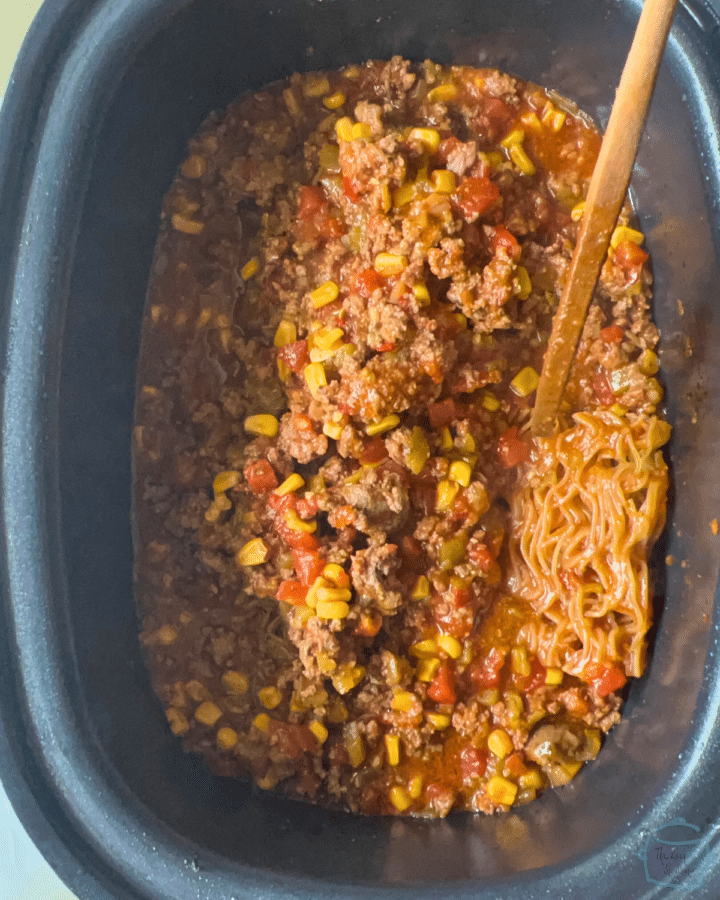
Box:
448;459;472;487
316;599;351;619
367;414;400;436
410;639;439;659
440;427;454;452
253;713;270;733
322;563;351;588
274;319;297;348
181;154;207;179
241;257;259;280
385;733;401;766
327;699;348;725
510;366;540;398
427;83;457;103
217;727;238;750
486;150;505;168
407;426;430;475
244;414;279;437
185;679;209;702
258;686;282;709
519;768;543;791
236;538;270;567
345;729;365;767
166;708;189;736
323;420;344;440
393;181;416;208
408;775;424;799
413;282;431;304
316;585;352;603
571;200;586;222
436;479;460;512
351;122;373;141
323;91;345;110
374;252;408;276
222;670;249;694
407;127;441;152
213;470;240;495
332;665;365;695
412;575;430;600
195;701;223;726
303;74;330;97
310;280;340;308
304;361;327;396
156;624;178;645
516;265;532;300
389;785;412;811
426;712;451;730
487;774;518;805
391;689;416;713
335;116;354;142
172;214;204;234
610;225;644;248
317;652;337;675
309;720;329;743
639;349;659;376
511;645;531;677
501;128;525;148
416;657;441;682
282;87;300;116
437;634;463;659
275;473;305;496
545;667;564;686
284;508;317;534
509;144;536;176
431;169;456;193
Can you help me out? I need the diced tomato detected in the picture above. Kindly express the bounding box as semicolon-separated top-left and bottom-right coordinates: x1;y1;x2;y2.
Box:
268;491;294;514
490;225;521;260
294;413;314;432
427;398;457;430
359;437;389;466
496;426;531;468
277;339;310;374
468;647;505;689
600;323;624;344
343;174;362;203
376;341;396;353
474;96;515;142
504;752;528;778
350;267;386;299
283;529;320;551
427;662;456;704
452;176;500;222
244;459;278;494
614;240;648;272
452;585;472;608
293;549;324;586
354;611;383;637
295;496;319;519
459;745;488;782
276;580;310;605
321;216;346;240
525;657;547;692
267;721;317;758
333;504;355;529
468;542;496;573
586;663;627;698
592;371;615;406
297;185;326;220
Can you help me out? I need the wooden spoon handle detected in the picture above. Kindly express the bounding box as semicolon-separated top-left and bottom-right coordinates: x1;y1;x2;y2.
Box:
530;0;678;437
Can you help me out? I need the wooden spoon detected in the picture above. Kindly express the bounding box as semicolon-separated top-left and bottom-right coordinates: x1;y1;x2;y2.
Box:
530;0;679;437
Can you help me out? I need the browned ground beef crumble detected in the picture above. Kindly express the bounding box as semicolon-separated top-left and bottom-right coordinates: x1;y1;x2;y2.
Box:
134;57;669;817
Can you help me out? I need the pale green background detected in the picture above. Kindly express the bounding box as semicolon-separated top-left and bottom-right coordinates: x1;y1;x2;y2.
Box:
1;1;83;897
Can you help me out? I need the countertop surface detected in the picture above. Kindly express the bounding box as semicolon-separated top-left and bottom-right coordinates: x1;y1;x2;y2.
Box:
1;4;82;898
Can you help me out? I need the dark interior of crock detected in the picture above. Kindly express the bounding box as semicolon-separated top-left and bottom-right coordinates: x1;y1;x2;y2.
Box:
55;0;720;886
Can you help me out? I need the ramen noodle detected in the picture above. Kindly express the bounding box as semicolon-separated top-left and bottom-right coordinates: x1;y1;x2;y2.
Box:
134;57;670;817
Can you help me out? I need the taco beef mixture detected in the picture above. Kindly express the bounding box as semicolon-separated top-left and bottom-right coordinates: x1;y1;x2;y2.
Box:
135;57;669;817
